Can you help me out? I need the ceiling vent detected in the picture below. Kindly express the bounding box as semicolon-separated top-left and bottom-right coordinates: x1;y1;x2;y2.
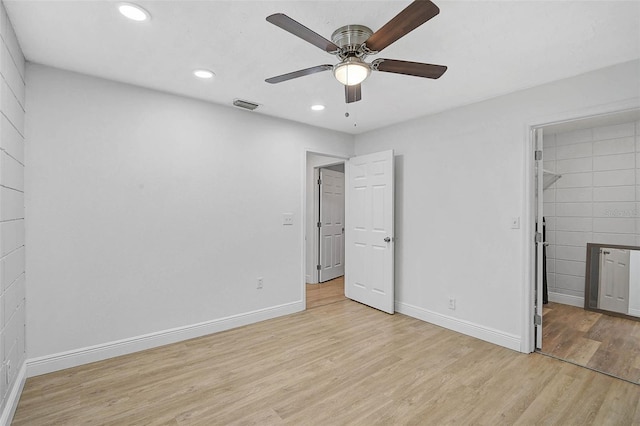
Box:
233;99;260;111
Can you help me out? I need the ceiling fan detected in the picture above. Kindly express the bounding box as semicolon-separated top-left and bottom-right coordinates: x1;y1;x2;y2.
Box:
265;0;447;104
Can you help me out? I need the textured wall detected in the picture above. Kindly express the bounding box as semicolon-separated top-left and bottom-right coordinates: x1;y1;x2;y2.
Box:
544;119;640;304
0;0;25;416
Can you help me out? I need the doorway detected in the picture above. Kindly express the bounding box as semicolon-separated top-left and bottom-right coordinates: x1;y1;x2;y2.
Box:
531;108;640;383
304;149;396;313
318;165;345;283
305;153;347;308
306;276;346;309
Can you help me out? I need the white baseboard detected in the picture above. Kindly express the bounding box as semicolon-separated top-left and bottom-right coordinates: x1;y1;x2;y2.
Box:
395;301;521;352
1;362;26;426
548;292;584;308
27;301;304;377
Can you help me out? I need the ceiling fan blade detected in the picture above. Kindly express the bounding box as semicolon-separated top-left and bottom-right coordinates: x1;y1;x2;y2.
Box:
345;84;362;104
266;65;333;84
364;0;440;53
373;59;447;79
267;13;340;53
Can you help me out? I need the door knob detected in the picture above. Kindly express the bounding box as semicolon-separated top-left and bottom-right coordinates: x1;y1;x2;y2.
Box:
384;237;391;243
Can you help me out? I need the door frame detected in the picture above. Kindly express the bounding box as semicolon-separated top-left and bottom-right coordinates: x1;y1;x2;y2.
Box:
303;149;349;307
318;167;346;283
522;100;640;353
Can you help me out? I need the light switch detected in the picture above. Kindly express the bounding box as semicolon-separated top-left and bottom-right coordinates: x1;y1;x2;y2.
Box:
282;213;294;226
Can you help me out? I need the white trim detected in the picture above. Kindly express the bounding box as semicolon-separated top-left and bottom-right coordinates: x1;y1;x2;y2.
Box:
548;292;584;308
0;362;26;426
527;98;640;129
27;301;303;377
521;124;536;354
396;301;521;352
310;167;321;285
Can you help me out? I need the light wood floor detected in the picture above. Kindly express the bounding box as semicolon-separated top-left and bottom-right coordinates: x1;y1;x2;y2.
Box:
13;300;640;425
541;302;640;384
306;276;346;309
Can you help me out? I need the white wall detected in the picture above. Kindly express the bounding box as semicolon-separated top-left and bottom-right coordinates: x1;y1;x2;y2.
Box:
20;56;640;374
543;119;640;305
0;1;25;422
24;64;354;374
353;60;640;351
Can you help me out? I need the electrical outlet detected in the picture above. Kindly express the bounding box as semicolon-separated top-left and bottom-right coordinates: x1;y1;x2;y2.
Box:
257;277;263;289
511;217;520;229
282;213;294;225
448;297;456;310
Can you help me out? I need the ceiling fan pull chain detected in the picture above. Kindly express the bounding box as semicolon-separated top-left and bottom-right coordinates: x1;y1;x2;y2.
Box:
344;104;358;128
353;103;358;128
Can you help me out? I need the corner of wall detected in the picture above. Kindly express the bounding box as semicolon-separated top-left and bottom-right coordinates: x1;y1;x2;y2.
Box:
0;362;25;426
0;2;27;423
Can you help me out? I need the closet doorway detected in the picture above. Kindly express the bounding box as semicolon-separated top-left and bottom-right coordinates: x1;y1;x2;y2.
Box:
534;108;640;383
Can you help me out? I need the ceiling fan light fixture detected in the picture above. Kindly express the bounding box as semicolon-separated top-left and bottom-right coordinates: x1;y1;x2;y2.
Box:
118;3;150;22
333;57;370;86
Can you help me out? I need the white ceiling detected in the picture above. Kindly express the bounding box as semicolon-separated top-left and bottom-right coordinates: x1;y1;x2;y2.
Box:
5;0;640;134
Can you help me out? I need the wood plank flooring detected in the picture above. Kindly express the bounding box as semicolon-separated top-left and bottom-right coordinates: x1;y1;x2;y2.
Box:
540;302;640;384
306;276;346;309
13;300;640;425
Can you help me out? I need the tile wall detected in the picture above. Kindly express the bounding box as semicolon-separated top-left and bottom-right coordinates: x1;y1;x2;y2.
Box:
543;119;640;301
0;1;25;414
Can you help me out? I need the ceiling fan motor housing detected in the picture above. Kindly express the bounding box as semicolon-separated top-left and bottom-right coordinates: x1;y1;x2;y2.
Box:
331;25;373;57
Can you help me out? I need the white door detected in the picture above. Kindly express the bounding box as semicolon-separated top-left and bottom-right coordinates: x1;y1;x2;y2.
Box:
319;168;345;282
598;248;630;314
534;128;544;349
345;150;394;314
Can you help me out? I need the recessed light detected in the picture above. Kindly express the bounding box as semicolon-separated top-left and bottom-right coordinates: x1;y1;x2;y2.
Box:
193;69;215;79
118;3;150;22
311;104;325;111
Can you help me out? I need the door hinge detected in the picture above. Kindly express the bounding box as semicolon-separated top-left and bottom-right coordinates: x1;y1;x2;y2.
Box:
534;314;542;326
535;150;542;161
535;232;543;243
316;264;321;271
317;222;322;228
317;178;322;185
